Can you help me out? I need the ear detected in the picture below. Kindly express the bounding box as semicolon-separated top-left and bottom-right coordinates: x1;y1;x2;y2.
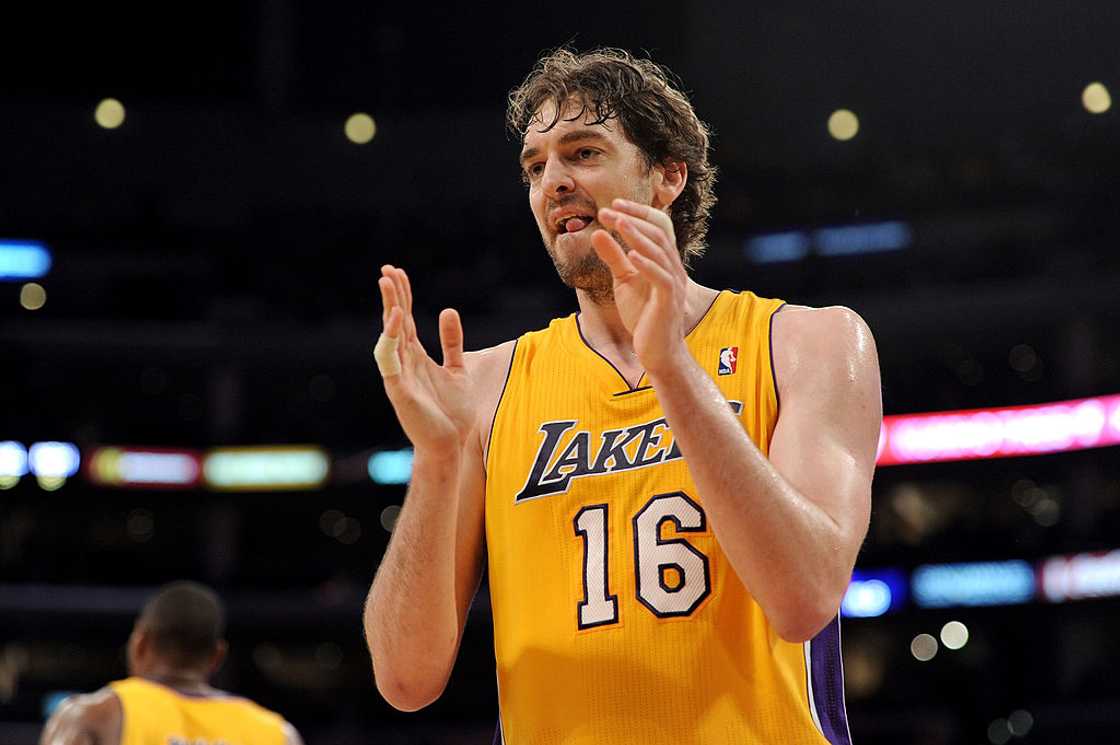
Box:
208;640;229;676
127;628;148;674
651;159;688;212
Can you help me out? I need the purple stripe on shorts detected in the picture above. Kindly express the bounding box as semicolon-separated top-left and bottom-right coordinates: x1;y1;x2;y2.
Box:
810;615;853;745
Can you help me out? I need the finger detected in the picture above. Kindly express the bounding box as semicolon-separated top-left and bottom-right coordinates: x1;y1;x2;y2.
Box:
615;215;678;275
386;267;416;341
630;251;675;291
600;207;686;282
384;305;403;338
396;267;414;315
598;207;667;249
374;308;404;378
438;308;465;370
378;276;398;327
590;229;639;281
611;198;675;239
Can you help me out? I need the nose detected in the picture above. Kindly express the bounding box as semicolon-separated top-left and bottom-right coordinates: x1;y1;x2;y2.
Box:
540;155;575;197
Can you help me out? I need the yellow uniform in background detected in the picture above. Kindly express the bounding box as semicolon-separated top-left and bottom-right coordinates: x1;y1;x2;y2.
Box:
109;677;286;745
486;290;851;745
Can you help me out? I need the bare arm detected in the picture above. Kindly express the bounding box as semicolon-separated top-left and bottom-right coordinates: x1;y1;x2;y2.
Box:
362;265;509;711
40;690;121;745
648;306;880;641
363;428;487;710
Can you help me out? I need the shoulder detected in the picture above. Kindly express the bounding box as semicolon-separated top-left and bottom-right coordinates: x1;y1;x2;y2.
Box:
282;720;305;745
463;339;518;411
41;688;122;745
772;303;874;350
462;339;518;449
771;304;880;399
463;339;518;385
61;688;122;724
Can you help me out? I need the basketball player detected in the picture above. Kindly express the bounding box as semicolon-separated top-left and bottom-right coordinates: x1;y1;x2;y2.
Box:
41;581;302;745
364;48;881;744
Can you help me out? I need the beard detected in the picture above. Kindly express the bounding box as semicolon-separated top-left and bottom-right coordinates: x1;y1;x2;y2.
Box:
541;181;652;305
543;227;625;306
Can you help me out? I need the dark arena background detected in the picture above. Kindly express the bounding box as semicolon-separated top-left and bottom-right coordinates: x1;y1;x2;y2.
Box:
3;3;1120;744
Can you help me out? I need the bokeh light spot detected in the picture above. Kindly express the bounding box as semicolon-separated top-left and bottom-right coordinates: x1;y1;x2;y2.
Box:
1083;82;1112;114
940;620;969;650
20;282;46;310
910;633;938;662
828;109;859;141
95;98;126;129
345;113;377;144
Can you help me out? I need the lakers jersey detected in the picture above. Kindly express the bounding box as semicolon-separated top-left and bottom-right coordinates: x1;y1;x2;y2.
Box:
485;290;851;745
109;677;286;745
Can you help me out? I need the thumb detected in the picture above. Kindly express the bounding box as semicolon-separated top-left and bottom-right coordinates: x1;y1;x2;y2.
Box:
439;308;465;369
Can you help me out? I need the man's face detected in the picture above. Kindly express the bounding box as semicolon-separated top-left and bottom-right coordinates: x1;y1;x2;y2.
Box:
519;99;654;302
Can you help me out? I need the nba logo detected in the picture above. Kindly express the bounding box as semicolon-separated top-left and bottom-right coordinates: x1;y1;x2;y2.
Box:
718;346;738;376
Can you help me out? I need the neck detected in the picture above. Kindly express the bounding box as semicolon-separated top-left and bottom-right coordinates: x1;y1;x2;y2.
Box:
140;665;209;691
575;279;718;354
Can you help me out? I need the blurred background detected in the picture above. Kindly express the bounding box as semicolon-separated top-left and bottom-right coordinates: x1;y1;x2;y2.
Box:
2;2;1119;743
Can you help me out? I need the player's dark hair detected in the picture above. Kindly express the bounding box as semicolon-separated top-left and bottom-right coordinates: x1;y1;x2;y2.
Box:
507;47;717;267
138;581;225;668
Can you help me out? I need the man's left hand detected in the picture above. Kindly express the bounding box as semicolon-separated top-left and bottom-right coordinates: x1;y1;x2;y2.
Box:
591;198;689;375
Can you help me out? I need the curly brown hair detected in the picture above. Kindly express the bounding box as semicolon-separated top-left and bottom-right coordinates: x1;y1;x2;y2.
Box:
507;47;717;266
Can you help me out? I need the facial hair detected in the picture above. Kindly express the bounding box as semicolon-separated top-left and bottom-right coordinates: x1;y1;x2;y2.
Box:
543;182;651;305
543;227;623;305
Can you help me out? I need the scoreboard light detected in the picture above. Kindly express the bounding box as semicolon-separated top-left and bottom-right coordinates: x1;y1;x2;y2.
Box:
42;691;78;719
28;441;80;490
813;221;911;257
0;441;29;489
87;447;202;489
912;560;1035;608
745;231;810;264
203;446;329;491
878;393;1120;466
1041;550;1120;603
0;240;51;280
368;448;414;484
841;569;907;618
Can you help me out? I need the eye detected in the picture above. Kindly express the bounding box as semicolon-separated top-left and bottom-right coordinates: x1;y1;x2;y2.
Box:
523;162;545;183
576;147;599;161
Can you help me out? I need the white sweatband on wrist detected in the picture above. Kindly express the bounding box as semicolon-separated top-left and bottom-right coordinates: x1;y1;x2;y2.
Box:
374;333;402;377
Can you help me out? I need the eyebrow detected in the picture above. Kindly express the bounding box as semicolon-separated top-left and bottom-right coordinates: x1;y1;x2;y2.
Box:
519;129;611;166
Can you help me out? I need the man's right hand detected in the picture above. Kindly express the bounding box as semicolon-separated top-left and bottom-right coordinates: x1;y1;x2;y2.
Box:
377;265;474;450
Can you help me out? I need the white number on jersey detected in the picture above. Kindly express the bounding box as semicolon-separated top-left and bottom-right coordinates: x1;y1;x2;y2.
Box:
573;491;711;628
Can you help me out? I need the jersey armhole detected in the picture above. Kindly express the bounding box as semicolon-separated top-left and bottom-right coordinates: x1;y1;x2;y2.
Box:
483;339;519;476
767;301;788;419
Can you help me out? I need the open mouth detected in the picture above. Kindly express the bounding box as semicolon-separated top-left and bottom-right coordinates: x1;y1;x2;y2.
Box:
556;215;595;235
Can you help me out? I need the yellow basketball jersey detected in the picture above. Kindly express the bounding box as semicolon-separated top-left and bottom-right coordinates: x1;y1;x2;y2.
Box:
108;677;286;745
485;290;852;745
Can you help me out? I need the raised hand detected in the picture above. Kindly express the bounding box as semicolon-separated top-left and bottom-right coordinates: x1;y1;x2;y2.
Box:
591;199;690;375
376;265;475;451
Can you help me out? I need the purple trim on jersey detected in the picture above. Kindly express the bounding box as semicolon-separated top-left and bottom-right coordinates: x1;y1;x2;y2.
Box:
492;716;503;745
768;302;787;417
809;615;853;745
575;313;640;393
483;339;519;477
